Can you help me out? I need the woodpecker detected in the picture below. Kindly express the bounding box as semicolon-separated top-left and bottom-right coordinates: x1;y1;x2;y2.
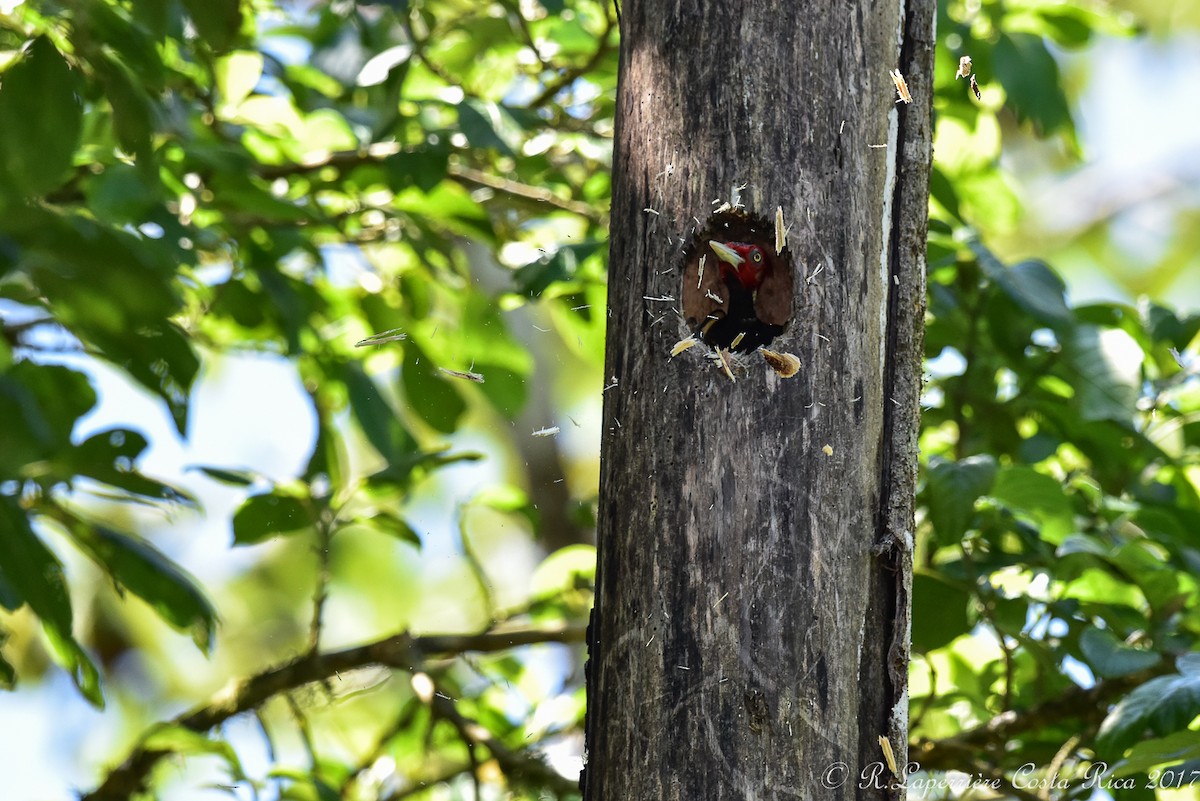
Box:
697;239;785;352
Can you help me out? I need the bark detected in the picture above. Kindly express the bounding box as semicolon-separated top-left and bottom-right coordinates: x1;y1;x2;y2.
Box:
583;1;933;799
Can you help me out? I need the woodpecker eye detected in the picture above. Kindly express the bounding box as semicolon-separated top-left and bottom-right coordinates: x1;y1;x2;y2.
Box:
751;249;763;264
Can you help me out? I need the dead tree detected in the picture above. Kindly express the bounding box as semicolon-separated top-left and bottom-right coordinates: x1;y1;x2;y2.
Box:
583;0;934;798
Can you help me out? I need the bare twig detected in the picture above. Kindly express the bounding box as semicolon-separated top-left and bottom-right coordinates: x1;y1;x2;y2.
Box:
308;512;333;653
449;163;604;222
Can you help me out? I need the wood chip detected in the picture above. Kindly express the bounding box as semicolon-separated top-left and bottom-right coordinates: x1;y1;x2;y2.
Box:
355;328;407;347
775;206;786;254
671;337;700;357
532;426;560;437
970;74;981;100
879;736;898;776
890;69;912;104
717;348;736;382
760;348;801;379
956;56;972;80
439;367;485;383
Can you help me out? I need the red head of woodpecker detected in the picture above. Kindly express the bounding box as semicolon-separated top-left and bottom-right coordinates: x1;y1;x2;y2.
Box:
708;240;768;293
693;238;783;352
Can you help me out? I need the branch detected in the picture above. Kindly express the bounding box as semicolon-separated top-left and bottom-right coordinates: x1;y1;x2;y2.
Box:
449;164;606;223
256;146;605;224
427;682;579;796
82;623;586;801
911;669;1161;771
526;13;617;110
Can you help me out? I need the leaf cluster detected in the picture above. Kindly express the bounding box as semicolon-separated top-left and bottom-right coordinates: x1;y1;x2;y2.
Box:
911;0;1200;792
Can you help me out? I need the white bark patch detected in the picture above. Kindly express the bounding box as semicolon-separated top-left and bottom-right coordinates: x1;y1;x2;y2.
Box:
877;105;900;381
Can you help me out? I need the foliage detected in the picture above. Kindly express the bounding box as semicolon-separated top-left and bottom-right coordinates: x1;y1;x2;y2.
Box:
912;1;1200;795
0;0;611;797
0;0;1195;799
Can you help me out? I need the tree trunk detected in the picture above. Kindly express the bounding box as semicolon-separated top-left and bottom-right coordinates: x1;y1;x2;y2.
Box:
583;1;933;798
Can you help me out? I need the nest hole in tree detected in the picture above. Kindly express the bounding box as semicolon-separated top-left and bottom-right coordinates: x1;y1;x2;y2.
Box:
681;208;794;353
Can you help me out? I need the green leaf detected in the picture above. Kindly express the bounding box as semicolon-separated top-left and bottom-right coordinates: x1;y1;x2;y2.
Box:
92;48;157;168
0;498;102;706
191;466;258;486
1097;654;1200;757
67;428;195;505
993;33;1075;142
143;724;244;772
925;455;997;543
364;511;422;548
0;362;96;476
86;163;161;225
232;493;311;545
928;166;964;223
989;465;1074;544
513;242;604;298
182;0;243;52
1113;730;1200;776
1060;326;1143;423
974;245;1072;328
383;145;450;193
0;38;83;199
340;361;417;461
1080;628;1161;679
68;523;217;653
215;50;264;108
402;341;466;434
0;646;14;689
456;99;517;157
531;544;597;600
911;572;972;652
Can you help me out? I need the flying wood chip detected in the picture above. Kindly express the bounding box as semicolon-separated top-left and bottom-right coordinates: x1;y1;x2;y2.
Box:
356;327;407;347
969;74;981;100
439;367;485;383
956;56;972;80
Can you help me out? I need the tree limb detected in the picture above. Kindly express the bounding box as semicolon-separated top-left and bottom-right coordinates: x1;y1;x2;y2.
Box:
82;623;586;801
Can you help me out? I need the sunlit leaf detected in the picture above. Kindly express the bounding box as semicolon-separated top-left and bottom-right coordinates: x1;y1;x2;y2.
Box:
216;51;264;109
1112;730;1200;776
1061;326;1142;423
